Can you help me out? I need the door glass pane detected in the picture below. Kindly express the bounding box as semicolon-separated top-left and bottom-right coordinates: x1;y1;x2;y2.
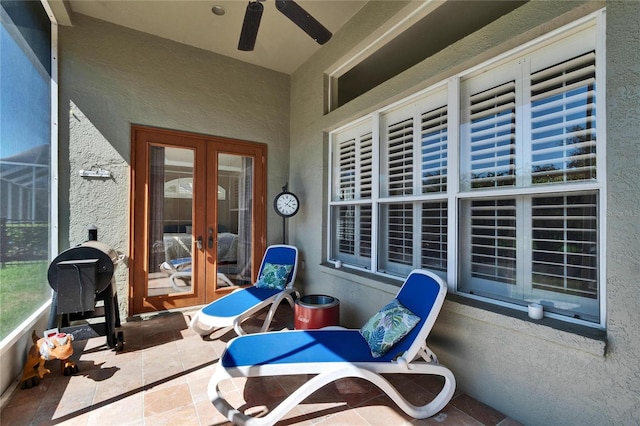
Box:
217;153;252;287
148;146;194;296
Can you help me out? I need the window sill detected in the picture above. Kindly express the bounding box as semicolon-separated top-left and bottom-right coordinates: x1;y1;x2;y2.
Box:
319;264;607;357
445;293;607;357
319;263;404;293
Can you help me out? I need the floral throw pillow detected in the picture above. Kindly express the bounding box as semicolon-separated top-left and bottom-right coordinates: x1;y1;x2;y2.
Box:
359;299;420;358
255;263;293;290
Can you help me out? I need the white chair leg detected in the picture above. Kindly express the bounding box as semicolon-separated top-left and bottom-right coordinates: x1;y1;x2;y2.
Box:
169;272;191;292
189;312;216;336
208;364;455;425
260;293;294;332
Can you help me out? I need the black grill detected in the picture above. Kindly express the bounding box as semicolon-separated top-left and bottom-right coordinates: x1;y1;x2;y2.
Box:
47;240;124;350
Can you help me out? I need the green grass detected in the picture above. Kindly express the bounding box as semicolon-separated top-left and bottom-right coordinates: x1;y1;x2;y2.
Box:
0;262;51;340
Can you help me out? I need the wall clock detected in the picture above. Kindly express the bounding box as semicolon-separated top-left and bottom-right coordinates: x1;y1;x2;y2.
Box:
274;183;299;244
274;186;299;218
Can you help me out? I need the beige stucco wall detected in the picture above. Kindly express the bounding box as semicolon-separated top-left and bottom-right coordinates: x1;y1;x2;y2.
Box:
58;14;291;318
289;1;640;425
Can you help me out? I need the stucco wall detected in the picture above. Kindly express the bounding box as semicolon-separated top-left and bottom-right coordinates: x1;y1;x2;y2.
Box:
289;1;640;425
58;14;290;318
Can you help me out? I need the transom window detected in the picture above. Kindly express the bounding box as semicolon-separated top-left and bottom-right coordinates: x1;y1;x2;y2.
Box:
328;12;605;327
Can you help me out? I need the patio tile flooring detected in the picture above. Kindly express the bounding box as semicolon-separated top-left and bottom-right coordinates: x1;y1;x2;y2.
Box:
1;304;521;425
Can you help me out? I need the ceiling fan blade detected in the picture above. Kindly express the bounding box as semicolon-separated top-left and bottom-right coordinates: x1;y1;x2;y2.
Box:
275;0;332;45
238;1;264;51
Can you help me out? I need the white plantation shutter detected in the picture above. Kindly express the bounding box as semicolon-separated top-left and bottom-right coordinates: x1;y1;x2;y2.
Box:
337;138;356;200
468;81;516;189
359;134;373;198
335;131;373;201
530;51;597;183
421;201;447;271
337;205;355;255
387;203;413;265
470;199;517;284
421;105;448;193
386;118;414;196
359;205;372;260
531;193;598;298
342;205;374;265
334;204;372;267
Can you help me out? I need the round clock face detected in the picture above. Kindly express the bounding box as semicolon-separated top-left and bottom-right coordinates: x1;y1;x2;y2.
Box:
274;192;299;217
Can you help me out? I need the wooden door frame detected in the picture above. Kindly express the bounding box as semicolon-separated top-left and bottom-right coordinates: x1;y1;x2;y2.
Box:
129;125;267;315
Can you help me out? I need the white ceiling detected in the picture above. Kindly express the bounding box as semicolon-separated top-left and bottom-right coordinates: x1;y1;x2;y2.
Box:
66;0;368;74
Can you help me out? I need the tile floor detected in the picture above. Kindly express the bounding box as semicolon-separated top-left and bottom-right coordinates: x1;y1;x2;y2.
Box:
0;304;522;425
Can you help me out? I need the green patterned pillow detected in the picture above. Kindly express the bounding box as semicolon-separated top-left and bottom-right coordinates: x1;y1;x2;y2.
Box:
359;299;420;358
255;263;293;290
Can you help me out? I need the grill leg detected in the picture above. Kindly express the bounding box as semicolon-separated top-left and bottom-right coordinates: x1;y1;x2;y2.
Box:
102;281;122;349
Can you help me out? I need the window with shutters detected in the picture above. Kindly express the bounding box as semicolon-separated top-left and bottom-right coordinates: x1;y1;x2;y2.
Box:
328;12;605;327
330;120;373;268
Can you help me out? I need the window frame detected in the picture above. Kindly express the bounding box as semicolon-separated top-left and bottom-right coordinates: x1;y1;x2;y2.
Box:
327;10;606;329
0;0;58;347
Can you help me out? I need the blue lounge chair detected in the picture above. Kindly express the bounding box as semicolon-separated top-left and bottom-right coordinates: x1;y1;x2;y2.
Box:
189;245;299;337
208;269;456;424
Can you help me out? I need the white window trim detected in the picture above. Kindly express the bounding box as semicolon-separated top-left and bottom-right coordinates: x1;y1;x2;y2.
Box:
328;9;606;329
42;0;59;260
595;8;607;331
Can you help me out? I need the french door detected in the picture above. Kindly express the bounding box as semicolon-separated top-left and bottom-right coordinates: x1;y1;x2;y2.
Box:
130;126;266;314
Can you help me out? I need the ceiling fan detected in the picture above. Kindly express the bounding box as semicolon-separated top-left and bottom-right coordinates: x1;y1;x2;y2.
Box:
238;0;332;51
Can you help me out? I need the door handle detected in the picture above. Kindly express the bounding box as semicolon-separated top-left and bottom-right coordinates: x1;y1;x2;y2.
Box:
196;236;203;250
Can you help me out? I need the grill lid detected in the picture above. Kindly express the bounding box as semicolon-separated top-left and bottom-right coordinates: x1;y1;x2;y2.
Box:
47;241;119;294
